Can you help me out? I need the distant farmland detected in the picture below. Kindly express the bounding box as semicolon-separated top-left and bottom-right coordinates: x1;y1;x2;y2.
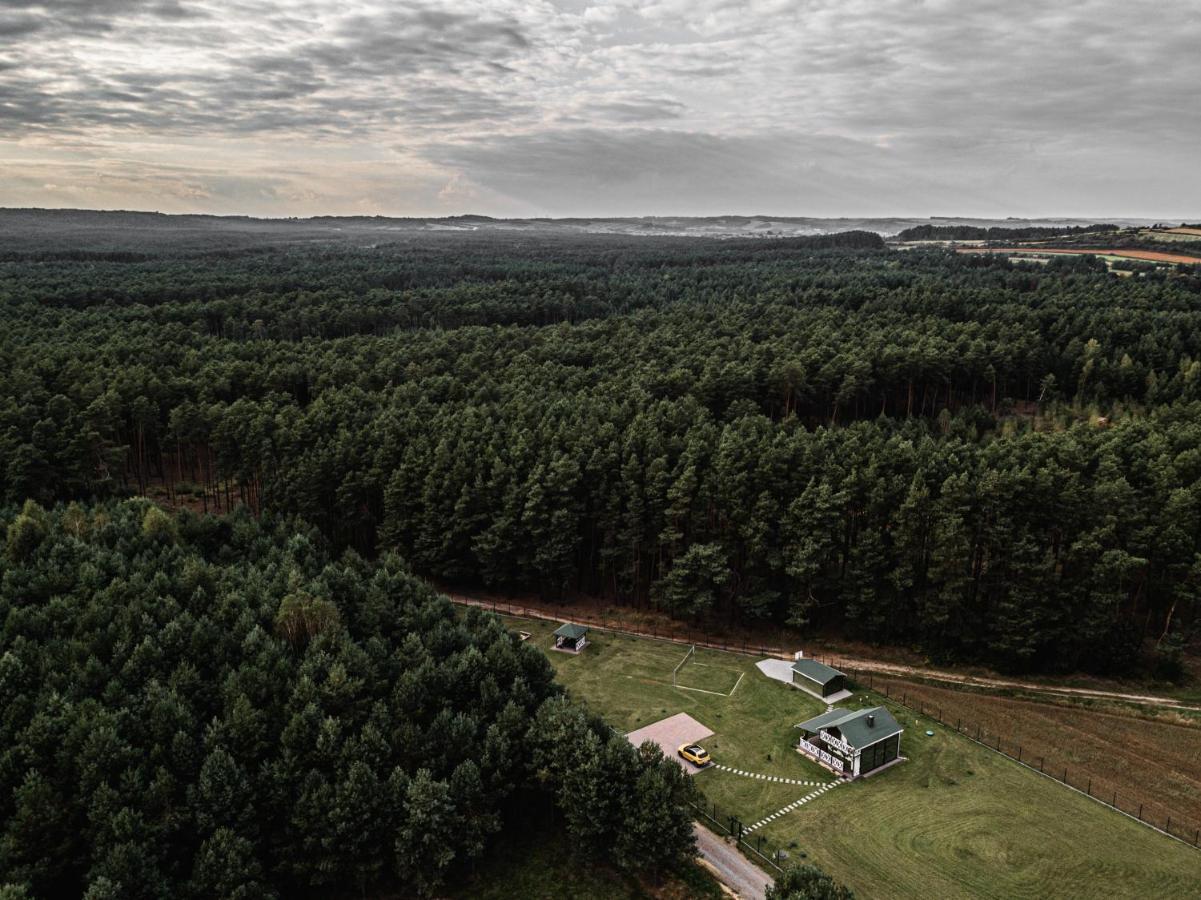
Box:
957;246;1201;264
1142;228;1201;243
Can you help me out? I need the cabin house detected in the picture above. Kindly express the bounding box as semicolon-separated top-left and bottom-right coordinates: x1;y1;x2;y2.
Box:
552;623;589;653
795;706;903;778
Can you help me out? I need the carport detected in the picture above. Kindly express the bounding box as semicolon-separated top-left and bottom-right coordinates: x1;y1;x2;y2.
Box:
791;657;848;700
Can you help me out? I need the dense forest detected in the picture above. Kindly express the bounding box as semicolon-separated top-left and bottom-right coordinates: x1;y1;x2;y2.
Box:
3;226;1201;675
894;223;1118;241
0;500;697;898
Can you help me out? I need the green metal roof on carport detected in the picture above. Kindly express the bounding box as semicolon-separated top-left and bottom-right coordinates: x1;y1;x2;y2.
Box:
554;623;589;640
791;657;843;686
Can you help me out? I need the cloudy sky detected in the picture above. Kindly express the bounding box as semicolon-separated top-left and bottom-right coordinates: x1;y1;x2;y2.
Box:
1;0;1197;218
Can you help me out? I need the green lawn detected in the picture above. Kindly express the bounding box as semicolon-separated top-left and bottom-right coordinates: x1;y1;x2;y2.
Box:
507;616;1201;899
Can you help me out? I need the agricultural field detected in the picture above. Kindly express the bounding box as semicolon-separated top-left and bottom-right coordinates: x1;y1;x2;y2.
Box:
503;615;1201;899
866;676;1201;841
956;246;1201;264
1142;228;1201;241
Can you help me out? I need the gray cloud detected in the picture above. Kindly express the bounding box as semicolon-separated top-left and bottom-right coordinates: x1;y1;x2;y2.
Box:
584;97;686;123
0;0;1197;216
431;128;1004;216
0;1;538;135
0;15;43;37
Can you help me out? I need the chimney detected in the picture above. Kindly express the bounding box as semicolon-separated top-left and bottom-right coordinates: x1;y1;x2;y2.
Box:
866;714;875;727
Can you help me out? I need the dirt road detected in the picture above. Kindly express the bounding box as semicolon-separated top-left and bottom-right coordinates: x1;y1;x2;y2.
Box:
694;824;772;900
828;656;1201;712
448;591;1201;713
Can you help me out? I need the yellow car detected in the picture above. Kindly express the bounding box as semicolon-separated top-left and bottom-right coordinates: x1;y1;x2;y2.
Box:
678;743;711;767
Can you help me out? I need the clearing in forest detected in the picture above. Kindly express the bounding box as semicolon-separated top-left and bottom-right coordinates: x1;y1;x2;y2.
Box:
499;614;1201;900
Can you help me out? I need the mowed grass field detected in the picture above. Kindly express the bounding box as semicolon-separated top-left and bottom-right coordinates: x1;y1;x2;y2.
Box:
867;677;1201;840
502;615;1201;899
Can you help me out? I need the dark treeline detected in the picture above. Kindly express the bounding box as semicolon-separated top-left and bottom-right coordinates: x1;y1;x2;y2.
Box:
895;223;1119;241
3;233;1201;675
0;500;696;898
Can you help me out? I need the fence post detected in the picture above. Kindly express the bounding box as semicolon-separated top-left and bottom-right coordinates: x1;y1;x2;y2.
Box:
1018;746;1022;762
1086;778;1091;796
1063;767;1067;784
1138;804;1143;821
1113;790;1117;807
1039;757;1044;772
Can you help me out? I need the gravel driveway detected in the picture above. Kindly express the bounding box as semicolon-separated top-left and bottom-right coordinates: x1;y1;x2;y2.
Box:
694;823;772;900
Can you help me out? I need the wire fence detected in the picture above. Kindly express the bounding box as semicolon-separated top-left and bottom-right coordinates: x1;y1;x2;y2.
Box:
690;796;795;875
455;594;794;659
454;596;1201;853
836;665;1201;851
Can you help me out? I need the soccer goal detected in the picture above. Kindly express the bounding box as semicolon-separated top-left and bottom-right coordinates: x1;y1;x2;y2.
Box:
672;644;696;686
672;644;745;696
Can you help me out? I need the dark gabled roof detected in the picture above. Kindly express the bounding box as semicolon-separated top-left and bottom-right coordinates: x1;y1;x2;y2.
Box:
554;623;589;640
795;706;902;750
791;657;843;686
794;708;848;732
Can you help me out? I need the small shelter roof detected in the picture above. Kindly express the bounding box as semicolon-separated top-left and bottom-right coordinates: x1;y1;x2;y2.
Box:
554;623;589;640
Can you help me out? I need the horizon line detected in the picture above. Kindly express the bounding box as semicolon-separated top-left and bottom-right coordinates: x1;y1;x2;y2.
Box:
1;206;1194;223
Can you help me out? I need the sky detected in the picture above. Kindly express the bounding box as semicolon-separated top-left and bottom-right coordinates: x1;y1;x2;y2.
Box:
0;0;1198;219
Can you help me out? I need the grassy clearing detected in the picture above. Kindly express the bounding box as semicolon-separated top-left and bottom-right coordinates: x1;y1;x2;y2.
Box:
509;617;831;778
868;676;1201;841
505;615;1201;899
676;647;745;695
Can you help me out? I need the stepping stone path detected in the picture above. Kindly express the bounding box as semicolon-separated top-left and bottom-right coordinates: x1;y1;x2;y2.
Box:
711;764;826;787
744;780;842;833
